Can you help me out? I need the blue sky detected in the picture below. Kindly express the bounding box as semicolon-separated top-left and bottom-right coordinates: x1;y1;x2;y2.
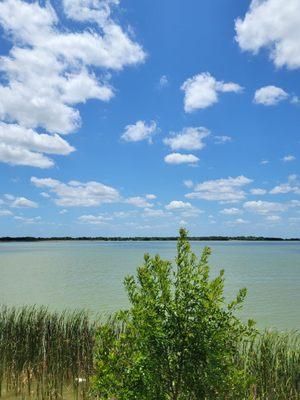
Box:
0;0;299;237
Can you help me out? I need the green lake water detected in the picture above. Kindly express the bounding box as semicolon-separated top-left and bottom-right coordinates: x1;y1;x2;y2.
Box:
0;241;299;330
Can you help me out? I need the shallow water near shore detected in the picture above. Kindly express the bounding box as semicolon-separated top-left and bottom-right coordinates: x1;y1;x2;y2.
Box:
0;240;299;330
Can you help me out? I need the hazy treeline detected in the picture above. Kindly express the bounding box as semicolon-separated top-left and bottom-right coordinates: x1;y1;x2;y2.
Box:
1;236;299;242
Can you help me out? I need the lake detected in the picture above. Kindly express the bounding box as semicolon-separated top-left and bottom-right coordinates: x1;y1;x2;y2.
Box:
0;240;299;330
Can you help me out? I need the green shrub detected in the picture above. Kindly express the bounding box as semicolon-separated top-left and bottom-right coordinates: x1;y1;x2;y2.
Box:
92;229;256;400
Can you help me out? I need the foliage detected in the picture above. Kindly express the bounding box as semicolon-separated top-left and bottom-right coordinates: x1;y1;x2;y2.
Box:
0;306;95;399
92;228;256;400
240;330;300;399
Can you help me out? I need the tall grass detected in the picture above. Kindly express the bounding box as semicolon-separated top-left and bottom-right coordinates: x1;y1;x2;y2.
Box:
0;306;95;399
0;306;299;399
241;330;300;399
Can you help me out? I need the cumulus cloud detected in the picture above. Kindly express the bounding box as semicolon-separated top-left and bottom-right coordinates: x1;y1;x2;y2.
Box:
158;75;169;89
181;72;242;112
14;215;41;224
250;188;267;195
243;200;287;214
214;135;232;144
126;197;153;208
282;155;296;162
254;86;289;105
270;175;300;194
183;180;194;189
260;159;269;165
163;127;210;151
0;0;145;167
0;210;13;216
3;194;38;208
165;200;192;210
220;207;242;215
266;215;281;222
143;208;166;218
164;153;199;165
62;0;119;25
78;214;112;225
31;177;120;207
0;122;75;168
145;194;156;200
121;121;157;143
235;0;300;69
186;176;252;202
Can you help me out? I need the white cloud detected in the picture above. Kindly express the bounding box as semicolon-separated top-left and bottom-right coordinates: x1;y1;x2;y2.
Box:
164;127;210;151
250;188;267;195
235;0;300;69
121;121;157;143
14;215;41;224
186;176;252;202
3;194;38;208
165;200;192;210
214;135;232;144
234;218;249;224
31;177;120;207
181;72;242;112
270;175;300;194
145;194;156;200
0;210;13;216
78;214;111;225
62;0;119;25
0;143;54;168
164;153;199;165
0;122;75;168
0;0;145;167
266;215;281;222
254;86;289;105
226;218;249;226
143;208;166;218
183;180;194;189
126;197;153;208
261;159;269;165
158;75;169;89
243;200;287;214
282;155;296;162
220;207;242;215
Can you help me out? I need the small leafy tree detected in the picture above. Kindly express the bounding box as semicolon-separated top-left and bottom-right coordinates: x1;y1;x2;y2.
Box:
93;229;255;399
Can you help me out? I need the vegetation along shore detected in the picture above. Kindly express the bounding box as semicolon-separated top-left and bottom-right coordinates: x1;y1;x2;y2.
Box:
1;236;300;242
0;230;299;399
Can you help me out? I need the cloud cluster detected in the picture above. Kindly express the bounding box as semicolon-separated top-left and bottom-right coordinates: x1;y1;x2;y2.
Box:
186;176;252;202
164;127;210;151
254;86;289;106
31;177;120;207
282;155;296;162
3;194;38;208
121;121;157;143
181;72;242;112
270;175;300;194
164;153;199;165
243;201;287;215
165;200;192;210
0;0;145;168
236;0;300;69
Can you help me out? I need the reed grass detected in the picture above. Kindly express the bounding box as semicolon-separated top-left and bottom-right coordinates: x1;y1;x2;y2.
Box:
0;306;299;399
241;330;300;399
0;306;95;399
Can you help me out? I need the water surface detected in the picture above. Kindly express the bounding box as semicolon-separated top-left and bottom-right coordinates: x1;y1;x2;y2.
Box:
0;241;299;330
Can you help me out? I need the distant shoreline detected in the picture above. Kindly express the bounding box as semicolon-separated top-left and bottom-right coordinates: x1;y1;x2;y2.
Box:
0;236;299;242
